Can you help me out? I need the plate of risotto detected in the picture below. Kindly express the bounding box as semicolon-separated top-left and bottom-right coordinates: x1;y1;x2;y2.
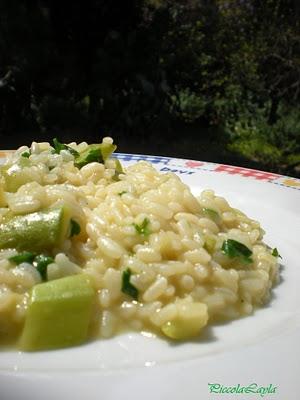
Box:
0;138;299;400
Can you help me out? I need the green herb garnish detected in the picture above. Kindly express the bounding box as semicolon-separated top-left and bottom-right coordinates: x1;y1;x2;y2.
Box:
221;239;253;264
52;138;64;154
52;138;79;157
121;268;139;300
70;219;81;237
9;252;54;280
67;147;79;157
9;251;36;265
272;248;282;258
133;218;151;237
33;255;54;280
118;191;127;196
21;151;31;158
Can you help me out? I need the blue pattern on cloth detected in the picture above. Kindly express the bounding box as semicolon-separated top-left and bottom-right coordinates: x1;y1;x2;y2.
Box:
114;153;170;165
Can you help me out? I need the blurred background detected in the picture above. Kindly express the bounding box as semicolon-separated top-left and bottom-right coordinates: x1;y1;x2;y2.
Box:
0;0;299;177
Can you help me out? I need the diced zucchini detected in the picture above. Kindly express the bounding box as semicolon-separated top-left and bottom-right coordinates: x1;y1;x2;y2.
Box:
202;208;220;223
100;142;117;161
19;274;95;351
75;143;116;169
0;178;7;207
1;163;34;193
112;159;124;181
161;302;208;340
0;206;70;251
204;235;216;254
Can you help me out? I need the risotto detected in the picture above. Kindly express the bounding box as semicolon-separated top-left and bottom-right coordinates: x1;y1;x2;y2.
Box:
0;138;279;350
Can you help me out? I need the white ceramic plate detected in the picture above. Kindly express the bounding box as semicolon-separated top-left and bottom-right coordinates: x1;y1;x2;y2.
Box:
1;153;300;400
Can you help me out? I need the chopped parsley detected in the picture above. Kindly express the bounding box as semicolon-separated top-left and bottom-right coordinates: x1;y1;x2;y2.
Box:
52;138;79;157
9;251;36;265
33;255;54;280
272;248;282;258
70;219;81;237
133;218;151;237
118;191;127;196
21;151;31;158
68;147;80;157
221;239;253;264
121;268;139;300
9;252;54;280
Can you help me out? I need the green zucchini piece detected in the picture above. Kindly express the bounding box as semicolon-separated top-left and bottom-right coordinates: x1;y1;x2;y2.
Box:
112;158;124;181
74;143;116;169
202;208;221;223
100;142;117;161
161;302;208;340
203;235;216;254
0;207;70;251
1;163;33;193
19;274;95;351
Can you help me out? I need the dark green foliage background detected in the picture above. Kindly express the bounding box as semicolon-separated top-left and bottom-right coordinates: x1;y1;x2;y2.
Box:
0;0;299;176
